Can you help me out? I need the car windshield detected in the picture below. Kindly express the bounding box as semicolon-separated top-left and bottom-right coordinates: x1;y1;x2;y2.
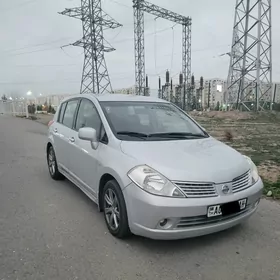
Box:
100;101;208;141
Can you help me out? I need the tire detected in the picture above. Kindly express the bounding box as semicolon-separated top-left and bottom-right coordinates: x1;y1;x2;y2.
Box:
47;145;65;181
102;180;131;239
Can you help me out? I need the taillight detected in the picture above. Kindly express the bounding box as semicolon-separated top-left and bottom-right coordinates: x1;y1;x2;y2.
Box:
48;120;54;127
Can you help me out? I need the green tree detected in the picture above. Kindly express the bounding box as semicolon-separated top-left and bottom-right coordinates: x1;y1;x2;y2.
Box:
1;94;7;101
215;101;220;111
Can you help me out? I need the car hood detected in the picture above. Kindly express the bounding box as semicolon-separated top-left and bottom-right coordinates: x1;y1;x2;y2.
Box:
120;137;250;183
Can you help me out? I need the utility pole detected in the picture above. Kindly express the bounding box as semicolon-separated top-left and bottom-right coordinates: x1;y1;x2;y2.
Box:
59;0;122;94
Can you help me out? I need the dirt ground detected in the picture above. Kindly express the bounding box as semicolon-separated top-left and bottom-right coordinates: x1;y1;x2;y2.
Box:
33;113;53;125
191;111;280;183
31;111;280;183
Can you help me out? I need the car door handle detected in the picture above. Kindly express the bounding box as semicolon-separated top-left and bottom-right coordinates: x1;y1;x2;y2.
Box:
69;137;75;143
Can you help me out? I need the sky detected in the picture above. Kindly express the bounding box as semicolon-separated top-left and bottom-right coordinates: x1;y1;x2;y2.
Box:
0;0;279;97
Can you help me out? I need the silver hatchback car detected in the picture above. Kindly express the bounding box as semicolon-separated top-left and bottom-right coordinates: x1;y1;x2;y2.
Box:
46;94;263;240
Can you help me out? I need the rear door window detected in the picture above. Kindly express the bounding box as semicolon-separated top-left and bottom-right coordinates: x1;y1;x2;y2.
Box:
62;99;79;129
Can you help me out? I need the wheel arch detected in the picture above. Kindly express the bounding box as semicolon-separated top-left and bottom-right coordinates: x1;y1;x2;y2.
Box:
98;172;126;212
46;142;52;154
98;173;116;212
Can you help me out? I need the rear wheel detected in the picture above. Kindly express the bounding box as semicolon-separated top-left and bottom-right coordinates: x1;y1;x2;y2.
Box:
103;180;131;239
47;145;64;180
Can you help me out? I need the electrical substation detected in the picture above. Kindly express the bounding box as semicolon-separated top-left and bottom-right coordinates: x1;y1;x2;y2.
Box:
60;0;273;112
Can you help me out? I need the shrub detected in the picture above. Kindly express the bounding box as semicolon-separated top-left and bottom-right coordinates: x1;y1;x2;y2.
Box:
224;130;233;141
263;179;280;199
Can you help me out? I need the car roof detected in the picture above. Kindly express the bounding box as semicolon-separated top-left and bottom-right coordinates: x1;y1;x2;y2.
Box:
61;93;169;103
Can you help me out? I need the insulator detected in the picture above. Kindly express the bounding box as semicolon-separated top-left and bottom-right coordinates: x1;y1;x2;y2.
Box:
166;70;170;84
191;75;195;87
179;73;183;85
200;77;204;88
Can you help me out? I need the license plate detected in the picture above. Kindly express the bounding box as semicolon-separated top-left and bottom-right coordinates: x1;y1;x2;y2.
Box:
238;198;247;210
207;205;222;218
207;198;247;218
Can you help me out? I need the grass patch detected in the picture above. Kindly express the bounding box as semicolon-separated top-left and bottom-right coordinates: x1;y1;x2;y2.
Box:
263;179;280;199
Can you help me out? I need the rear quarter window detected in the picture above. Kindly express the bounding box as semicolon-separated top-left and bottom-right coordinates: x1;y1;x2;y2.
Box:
58;102;67;123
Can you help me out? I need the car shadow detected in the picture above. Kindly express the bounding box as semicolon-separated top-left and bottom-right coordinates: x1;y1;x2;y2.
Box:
125;224;243;254
53;174;246;253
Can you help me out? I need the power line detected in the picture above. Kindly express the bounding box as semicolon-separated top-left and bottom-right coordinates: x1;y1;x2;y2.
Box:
9;63;80;68
0;37;76;54
60;47;84;58
0;79;81;85
0;66;176;86
161;44;231;58
108;26;124;41
4;46;61;57
112;25;177;45
108;0;131;9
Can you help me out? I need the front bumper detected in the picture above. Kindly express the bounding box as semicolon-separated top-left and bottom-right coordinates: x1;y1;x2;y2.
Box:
123;178;263;240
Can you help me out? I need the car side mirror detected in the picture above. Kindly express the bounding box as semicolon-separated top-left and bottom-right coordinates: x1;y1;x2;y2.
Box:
78;127;99;150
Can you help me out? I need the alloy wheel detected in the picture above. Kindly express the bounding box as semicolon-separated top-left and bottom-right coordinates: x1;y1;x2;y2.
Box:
104;188;120;231
48;148;56;176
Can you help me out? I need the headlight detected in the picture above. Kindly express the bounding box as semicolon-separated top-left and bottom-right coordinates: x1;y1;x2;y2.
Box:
243;155;259;184
127;165;185;197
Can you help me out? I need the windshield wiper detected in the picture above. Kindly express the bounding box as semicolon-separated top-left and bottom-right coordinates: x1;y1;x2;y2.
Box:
117;131;208;140
148;132;208;138
117;131;148;139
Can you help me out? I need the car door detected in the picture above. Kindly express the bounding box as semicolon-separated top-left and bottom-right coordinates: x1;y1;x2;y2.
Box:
53;98;80;173
68;98;105;199
51;101;67;166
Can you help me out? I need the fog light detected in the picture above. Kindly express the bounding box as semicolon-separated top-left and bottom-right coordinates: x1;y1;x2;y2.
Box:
157;218;175;230
159;219;168;227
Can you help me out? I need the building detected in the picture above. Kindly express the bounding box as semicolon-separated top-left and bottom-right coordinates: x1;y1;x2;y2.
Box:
239;81;273;103
35;94;74;110
201;79;226;109
112;87;135;95
163;78;226;110
201;79;279;108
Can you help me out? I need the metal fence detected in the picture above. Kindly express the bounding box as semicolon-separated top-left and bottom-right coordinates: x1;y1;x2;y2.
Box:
0;100;27;116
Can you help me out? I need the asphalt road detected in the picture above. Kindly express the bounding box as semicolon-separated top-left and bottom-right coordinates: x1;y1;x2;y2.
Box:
1;115;280;280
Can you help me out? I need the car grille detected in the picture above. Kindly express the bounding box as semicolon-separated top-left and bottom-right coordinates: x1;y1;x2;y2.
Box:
174;182;217;198
232;170;251;193
176;206;253;228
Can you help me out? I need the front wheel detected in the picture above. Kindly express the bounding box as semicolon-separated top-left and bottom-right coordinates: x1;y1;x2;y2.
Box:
102;180;131;239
